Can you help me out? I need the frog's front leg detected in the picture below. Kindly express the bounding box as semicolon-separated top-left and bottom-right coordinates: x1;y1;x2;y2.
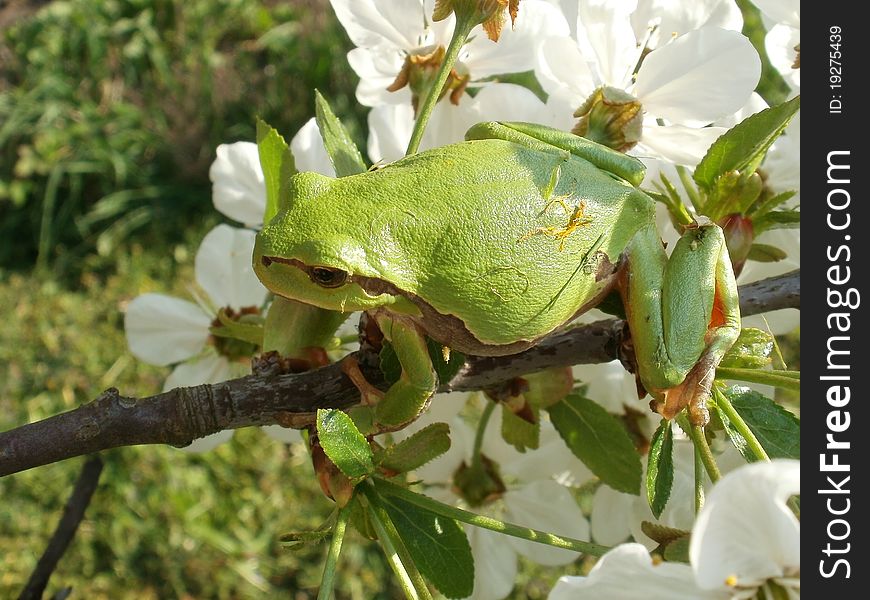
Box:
621;221;741;426
361;312;438;431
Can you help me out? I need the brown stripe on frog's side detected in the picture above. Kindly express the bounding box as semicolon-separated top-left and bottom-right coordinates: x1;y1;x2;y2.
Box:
261;252;623;358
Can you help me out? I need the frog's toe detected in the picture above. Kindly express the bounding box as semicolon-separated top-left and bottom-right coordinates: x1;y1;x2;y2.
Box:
654;356;718;426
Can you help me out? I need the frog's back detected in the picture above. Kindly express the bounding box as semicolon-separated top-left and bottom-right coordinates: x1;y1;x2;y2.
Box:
313;139;654;348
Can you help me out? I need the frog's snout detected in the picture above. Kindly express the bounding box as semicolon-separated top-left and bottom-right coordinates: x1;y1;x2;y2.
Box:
260;255;273;268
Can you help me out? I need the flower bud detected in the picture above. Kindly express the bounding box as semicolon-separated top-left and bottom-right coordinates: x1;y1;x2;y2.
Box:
718;213;754;277
572;86;644;152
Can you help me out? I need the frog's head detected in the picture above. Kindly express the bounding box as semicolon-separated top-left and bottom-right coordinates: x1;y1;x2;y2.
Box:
253;171;420;315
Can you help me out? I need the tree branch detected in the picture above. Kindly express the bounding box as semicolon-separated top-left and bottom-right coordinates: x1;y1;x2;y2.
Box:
0;270;799;477
18;455;104;600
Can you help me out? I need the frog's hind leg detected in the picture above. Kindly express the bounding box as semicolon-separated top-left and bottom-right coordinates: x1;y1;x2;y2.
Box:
621;221;741;425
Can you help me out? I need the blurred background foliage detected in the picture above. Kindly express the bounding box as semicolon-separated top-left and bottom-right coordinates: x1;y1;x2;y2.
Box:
0;0;794;598
0;0;365;276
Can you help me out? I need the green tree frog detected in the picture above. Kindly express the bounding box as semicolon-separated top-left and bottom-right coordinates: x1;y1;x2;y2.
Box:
253;122;740;429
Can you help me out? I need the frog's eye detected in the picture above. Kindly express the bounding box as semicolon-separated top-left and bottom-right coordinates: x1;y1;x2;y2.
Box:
309;266;348;288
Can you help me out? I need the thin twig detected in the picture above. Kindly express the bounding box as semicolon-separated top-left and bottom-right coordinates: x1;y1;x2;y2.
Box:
0;271;799;478
18;455;104;600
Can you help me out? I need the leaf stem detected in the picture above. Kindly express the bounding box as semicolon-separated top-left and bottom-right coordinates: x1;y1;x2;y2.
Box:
317;501;353;600
693;443;705;514
713;387;770;462
374;478;611;556
405;14;475;156
684;421;721;483
716;367;800;391
361;482;433;600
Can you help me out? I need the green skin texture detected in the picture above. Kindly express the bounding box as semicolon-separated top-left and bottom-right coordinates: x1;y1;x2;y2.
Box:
253;122;741;428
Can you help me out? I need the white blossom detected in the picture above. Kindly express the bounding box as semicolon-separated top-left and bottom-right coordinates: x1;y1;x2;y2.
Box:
550;460;800;599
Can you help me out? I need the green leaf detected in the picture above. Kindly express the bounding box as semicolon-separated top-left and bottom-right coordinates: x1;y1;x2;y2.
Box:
210;308;264;346
376;484;474;598
376;423;452;473
501;405;540;452
646;420;674;519
694;95;800;191
256;118;293;225
640;521;690;547
751;190;796;219
547;393;642;494
747;243;788;263
316;409;375;481
314;90;367;177
662;535;691;564
720;328;774;370
722;386;800;460
753;209;801;234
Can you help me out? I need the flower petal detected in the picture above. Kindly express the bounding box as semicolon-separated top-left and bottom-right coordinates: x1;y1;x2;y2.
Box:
367;103;415;164
752;0;800;29
290;118;336;176
329;0;435;50
347;45;410;107
765;24;800;89
548;543;724;600
503;480;588;565
637;124;727;167
195;224;267;310
535;35;596;103
162;353;237;390
632;0;744;49
576;0;640;88
209;142;267;227
635;27;760;126
467;526;518;600
690;459;800;591
125;293;210;366
590;484;634;545
466;83;548;125
572;360;648;414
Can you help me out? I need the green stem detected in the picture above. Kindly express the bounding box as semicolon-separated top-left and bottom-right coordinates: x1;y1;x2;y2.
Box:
471;400;496;471
716;367;800;391
374;478;611;557
676;165;703;215
317;501;352;600
686;422;721;483
361;483;433;600
405;14;476;156
714;387;770;462
693;443;705;514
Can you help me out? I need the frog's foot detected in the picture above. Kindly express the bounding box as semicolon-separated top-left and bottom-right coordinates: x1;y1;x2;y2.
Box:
340;355;385;407
653;352;719;426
